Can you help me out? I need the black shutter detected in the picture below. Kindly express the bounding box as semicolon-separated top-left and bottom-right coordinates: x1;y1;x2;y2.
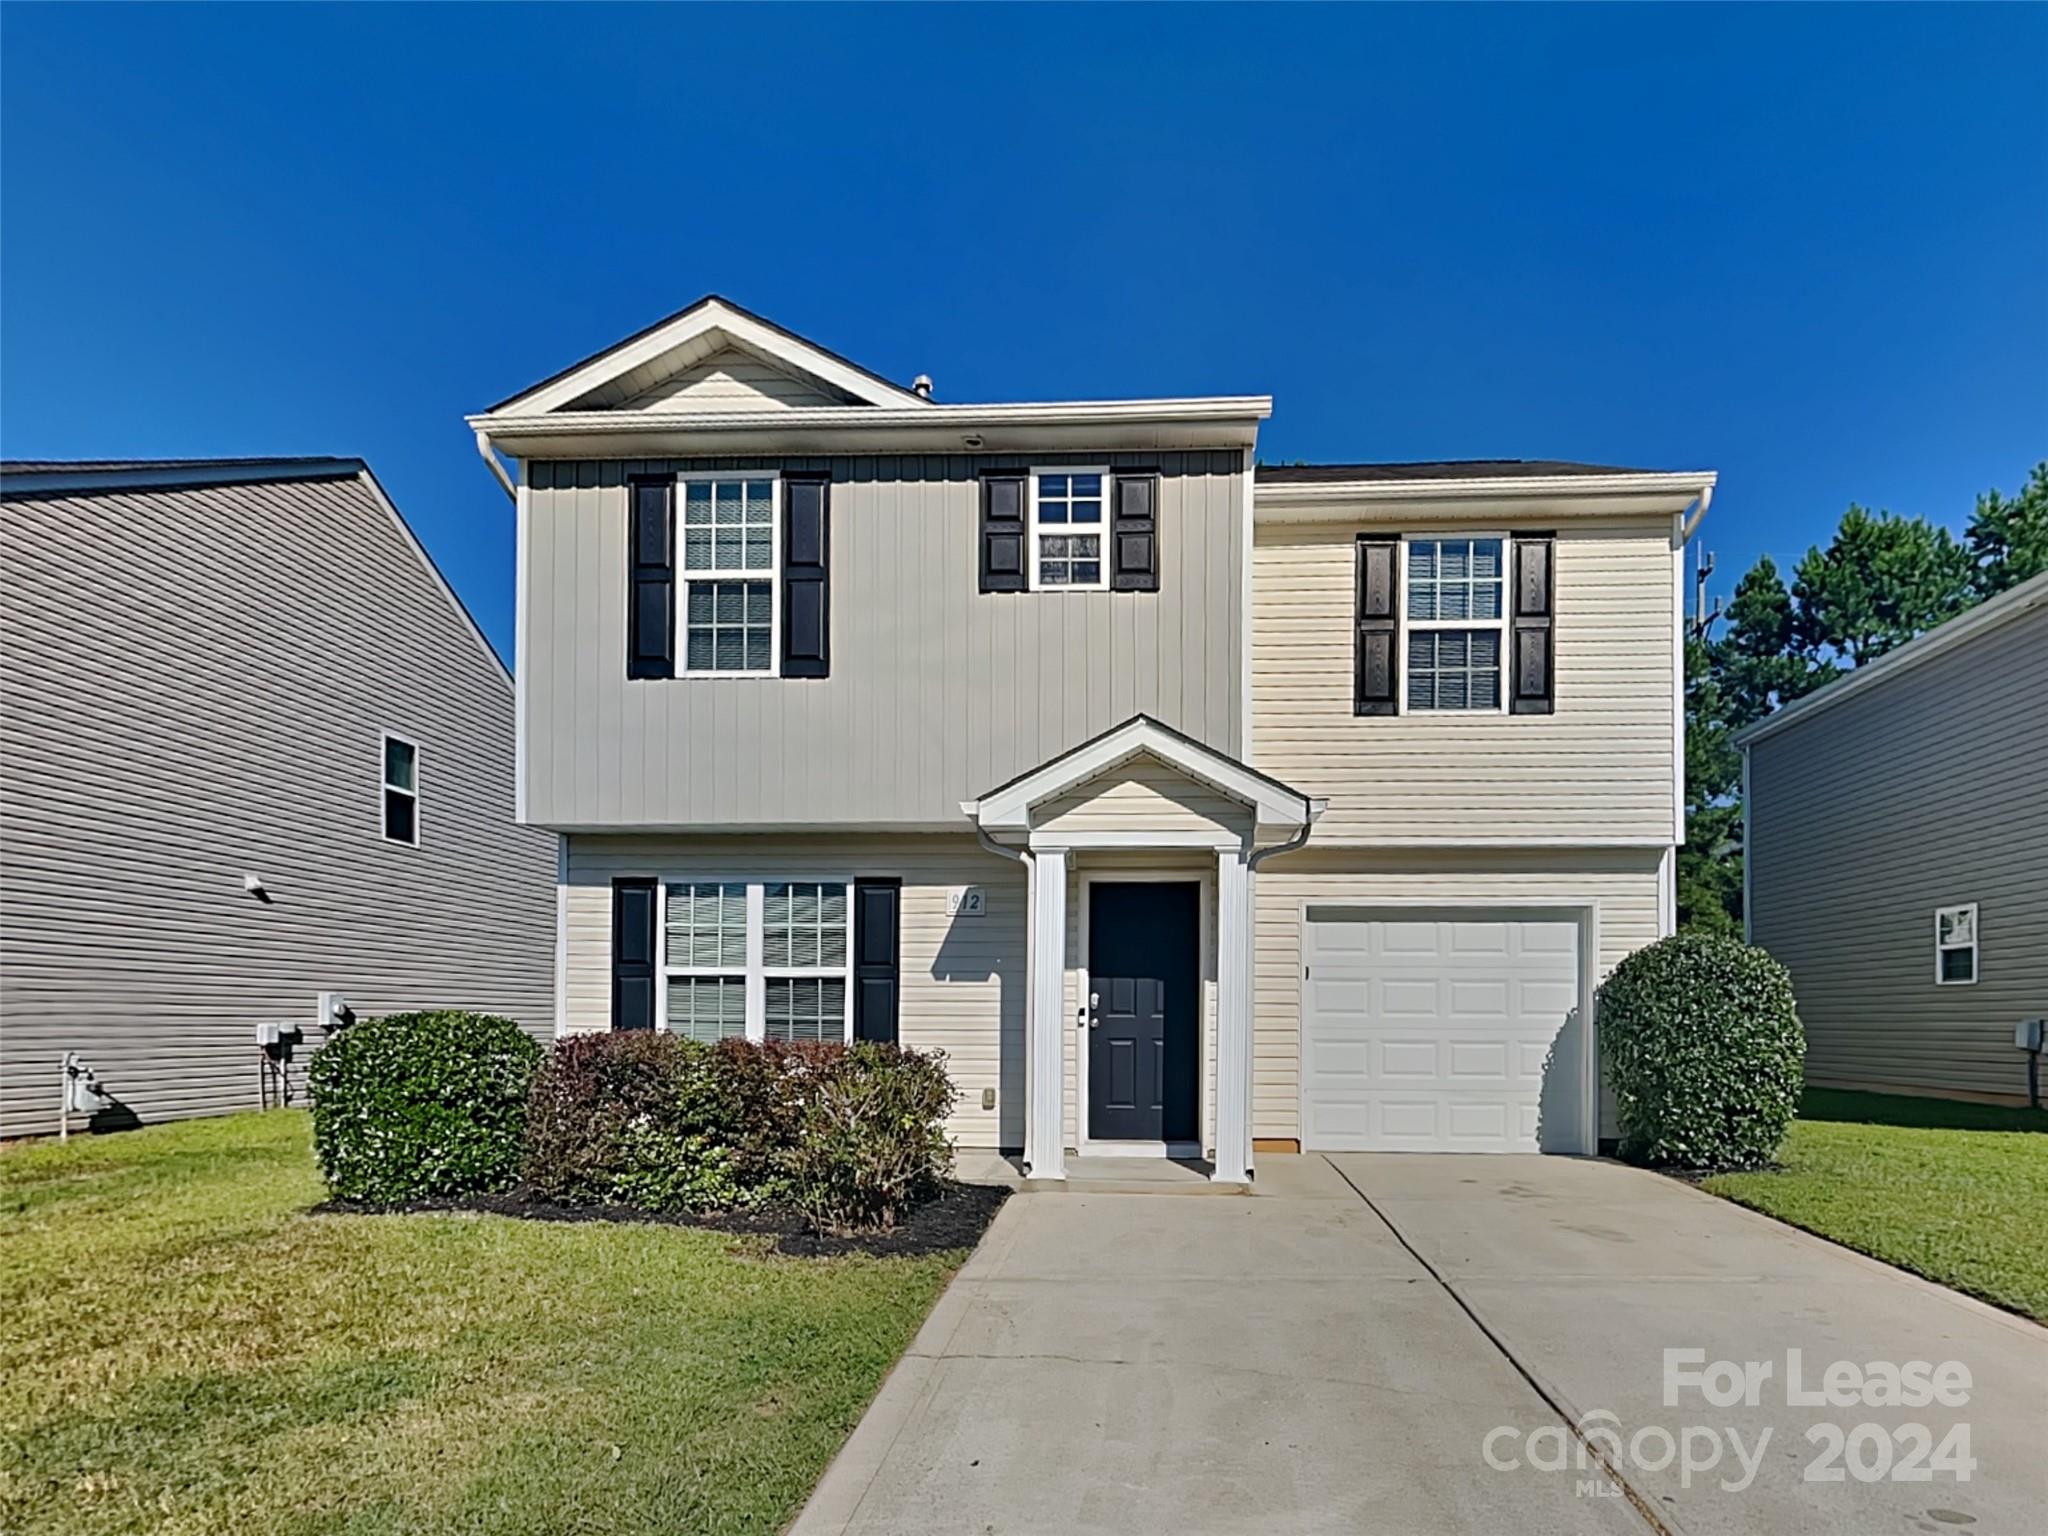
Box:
852;879;901;1043
1110;472;1160;591
626;476;675;679
1355;535;1399;716
611;878;657;1031
1510;533;1556;714
782;474;830;677
979;473;1027;592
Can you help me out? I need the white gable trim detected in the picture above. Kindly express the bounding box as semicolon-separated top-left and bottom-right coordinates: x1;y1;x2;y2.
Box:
486;297;930;417
962;715;1320;835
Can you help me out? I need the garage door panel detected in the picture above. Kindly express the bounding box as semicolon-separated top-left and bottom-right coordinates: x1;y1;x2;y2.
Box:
1302;914;1587;1155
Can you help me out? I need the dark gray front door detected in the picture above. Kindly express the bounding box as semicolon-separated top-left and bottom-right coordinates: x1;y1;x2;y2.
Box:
1087;882;1200;1142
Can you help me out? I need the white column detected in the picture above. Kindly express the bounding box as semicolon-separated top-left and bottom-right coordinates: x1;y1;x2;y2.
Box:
1025;845;1069;1180
1214;843;1254;1184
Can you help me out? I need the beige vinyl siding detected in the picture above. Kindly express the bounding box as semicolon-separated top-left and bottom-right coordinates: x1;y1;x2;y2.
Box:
1062;855;1220;1155
1251;516;1677;844
0;472;556;1136
1036;753;1253;839
1250;848;1665;1141
525;452;1244;829
562;834;1027;1149
1746;602;2048;1102
616;348;849;412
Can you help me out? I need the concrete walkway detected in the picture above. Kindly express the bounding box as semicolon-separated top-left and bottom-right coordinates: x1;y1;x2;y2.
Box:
791;1155;2047;1536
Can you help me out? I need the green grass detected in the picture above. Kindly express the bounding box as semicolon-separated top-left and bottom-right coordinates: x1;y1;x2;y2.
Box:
1703;1088;2048;1322
0;1112;966;1536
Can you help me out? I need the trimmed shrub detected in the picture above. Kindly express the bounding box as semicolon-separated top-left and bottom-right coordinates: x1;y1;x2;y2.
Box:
309;1011;542;1203
785;1044;958;1233
1600;933;1804;1169
522;1033;782;1211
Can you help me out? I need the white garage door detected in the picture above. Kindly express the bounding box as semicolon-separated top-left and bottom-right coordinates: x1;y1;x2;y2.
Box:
1300;909;1589;1154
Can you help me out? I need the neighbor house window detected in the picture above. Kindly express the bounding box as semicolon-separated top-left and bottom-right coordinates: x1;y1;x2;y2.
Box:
660;879;852;1041
679;476;777;673
1030;469;1107;590
381;734;419;845
1934;903;1978;985
1404;535;1507;711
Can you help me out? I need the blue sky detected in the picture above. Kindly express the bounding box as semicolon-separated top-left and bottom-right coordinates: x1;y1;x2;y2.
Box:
5;4;2042;659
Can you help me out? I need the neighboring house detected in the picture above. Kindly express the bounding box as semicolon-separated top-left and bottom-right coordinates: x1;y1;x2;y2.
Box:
1736;571;2048;1105
0;458;556;1135
472;295;1713;1181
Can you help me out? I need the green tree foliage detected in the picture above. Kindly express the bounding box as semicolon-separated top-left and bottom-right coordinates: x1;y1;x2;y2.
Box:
1966;461;2048;598
1679;464;2042;934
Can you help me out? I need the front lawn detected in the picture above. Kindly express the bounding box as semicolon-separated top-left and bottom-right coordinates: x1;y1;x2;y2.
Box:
1703;1087;2048;1322
0;1112;967;1536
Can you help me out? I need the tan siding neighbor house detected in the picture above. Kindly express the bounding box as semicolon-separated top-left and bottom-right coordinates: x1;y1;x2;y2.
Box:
475;295;1715;1181
1739;572;2048;1104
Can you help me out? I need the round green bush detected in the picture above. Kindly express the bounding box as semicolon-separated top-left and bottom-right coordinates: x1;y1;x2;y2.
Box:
309;1010;543;1203
1600;933;1804;1169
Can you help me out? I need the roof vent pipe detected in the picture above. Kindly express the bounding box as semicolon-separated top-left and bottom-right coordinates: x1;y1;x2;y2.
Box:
912;374;934;400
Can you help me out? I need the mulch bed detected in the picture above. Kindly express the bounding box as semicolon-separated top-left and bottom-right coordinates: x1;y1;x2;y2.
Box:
315;1179;1010;1258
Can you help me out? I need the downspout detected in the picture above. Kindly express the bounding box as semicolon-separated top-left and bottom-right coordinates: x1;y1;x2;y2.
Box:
474;429;517;504
1679;482;1714;544
1248;793;1326;871
972;819;1035;1169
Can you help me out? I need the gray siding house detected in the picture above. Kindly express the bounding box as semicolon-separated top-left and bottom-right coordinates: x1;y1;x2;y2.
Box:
1738;570;2048;1104
0;458;556;1135
475;296;1716;1180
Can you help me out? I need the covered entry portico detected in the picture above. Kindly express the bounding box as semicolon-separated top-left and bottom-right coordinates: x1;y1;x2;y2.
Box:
963;716;1321;1184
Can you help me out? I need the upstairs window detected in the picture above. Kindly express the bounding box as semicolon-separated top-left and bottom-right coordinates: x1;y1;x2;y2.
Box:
680;476;777;673
1404;536;1506;711
1030;469;1108;590
381;734;419;845
1934;903;1978;985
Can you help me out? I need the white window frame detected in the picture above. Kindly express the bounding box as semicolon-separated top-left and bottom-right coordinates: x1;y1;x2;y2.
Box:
1933;902;1979;986
656;878;854;1042
1029;465;1111;592
380;731;420;846
1399;530;1511;715
675;472;780;678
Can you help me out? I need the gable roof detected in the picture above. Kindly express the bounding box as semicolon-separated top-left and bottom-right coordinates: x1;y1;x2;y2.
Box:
0;457;510;684
482;294;933;416
963;714;1323;835
1732;568;2048;749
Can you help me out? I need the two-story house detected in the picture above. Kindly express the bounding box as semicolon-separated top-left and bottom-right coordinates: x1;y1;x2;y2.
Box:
472;297;1712;1183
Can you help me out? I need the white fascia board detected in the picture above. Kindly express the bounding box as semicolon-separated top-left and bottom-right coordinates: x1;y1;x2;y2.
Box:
1732;567;2048;748
470;397;1273;460
1254;471;1717;523
964;716;1314;834
501;298;930;415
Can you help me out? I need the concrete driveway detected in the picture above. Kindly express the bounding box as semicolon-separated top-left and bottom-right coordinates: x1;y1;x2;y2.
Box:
791;1155;2047;1536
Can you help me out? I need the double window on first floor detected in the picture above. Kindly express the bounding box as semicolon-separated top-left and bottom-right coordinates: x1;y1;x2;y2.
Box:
662;879;852;1041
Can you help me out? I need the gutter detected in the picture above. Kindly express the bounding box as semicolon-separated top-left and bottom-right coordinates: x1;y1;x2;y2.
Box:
1680;481;1714;542
474;430;517;504
1249;795;1327;871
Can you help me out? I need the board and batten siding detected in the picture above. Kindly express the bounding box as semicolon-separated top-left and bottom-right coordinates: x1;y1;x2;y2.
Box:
0;472;556;1136
1250;515;1678;844
524;452;1245;829
1747;602;2048;1102
1250;848;1665;1142
561;834;1028;1149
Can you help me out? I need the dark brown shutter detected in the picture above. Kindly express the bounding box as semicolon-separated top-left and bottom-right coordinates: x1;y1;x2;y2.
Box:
626;475;675;679
1110;472;1160;591
979;472;1027;592
1510;533;1555;715
1355;535;1399;716
852;879;901;1043
781;474;830;678
611;878;657;1031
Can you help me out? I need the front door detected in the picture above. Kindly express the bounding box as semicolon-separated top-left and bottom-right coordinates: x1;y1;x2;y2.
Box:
1087;882;1200;1143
